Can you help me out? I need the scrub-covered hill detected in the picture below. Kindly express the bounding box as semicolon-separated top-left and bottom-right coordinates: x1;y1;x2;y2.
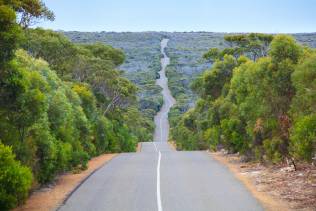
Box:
63;31;316;131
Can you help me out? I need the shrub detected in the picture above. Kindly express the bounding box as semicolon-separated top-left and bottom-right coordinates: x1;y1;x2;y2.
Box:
203;126;220;151
263;138;282;163
0;142;33;211
35;134;58;184
95;116;110;154
290;114;316;162
55;142;73;172
221;118;245;153
71;150;89;170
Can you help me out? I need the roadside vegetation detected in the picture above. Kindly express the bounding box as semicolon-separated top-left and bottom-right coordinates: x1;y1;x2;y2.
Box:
164;32;316;134
0;1;152;210
64;31;165;131
171;33;316;166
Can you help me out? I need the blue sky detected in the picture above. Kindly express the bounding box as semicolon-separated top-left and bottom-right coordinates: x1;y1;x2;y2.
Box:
37;0;316;33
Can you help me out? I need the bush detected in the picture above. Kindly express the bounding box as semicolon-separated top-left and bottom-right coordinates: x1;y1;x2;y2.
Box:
203;126;220;151
290;114;316;162
55;142;72;172
221;118;245;153
263;138;282;163
35;134;57;184
71;150;89;170
95;116;110;154
0;142;33;211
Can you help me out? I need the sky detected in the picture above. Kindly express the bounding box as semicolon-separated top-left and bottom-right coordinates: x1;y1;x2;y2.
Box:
37;0;316;33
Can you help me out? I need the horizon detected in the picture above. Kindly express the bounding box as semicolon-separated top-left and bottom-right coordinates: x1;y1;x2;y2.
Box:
37;0;316;33
56;30;316;34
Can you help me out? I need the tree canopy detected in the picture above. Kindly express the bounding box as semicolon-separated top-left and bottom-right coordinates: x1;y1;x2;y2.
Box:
173;34;316;164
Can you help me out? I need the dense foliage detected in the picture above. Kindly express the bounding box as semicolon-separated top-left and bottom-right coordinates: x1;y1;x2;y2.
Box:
172;34;316;164
0;142;32;210
0;1;53;209
0;1;152;210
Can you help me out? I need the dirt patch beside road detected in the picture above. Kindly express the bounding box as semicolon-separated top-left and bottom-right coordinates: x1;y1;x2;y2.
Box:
210;151;316;211
137;143;142;152
168;141;177;151
14;153;116;211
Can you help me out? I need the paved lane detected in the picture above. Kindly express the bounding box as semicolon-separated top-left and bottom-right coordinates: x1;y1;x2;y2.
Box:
161;151;263;211
59;153;158;211
140;142;158;153
140;142;174;153
59;147;262;211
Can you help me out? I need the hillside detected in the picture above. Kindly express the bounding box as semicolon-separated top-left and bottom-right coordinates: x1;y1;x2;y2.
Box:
63;31;316;120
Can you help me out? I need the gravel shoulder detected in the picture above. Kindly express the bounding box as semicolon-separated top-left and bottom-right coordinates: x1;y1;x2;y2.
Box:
210;151;316;211
137;143;142;152
14;153;116;211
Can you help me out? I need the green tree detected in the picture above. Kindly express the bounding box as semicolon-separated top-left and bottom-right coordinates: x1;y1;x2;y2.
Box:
290;51;316;161
174;34;316;164
82;42;125;66
290;115;316;162
0;142;33;211
22;28;77;77
0;0;54;66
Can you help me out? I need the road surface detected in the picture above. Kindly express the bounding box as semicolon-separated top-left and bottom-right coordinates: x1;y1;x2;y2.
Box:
59;39;263;211
153;39;176;143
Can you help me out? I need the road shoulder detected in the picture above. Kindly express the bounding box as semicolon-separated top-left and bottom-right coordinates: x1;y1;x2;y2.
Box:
210;151;316;211
14;153;116;211
137;142;142;152
168;141;177;151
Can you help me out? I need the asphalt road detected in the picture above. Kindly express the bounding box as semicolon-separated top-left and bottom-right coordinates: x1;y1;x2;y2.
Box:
58;39;263;211
153;39;176;143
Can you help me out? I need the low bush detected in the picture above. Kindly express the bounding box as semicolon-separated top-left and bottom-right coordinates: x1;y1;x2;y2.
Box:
290;114;316;162
0;142;33;211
